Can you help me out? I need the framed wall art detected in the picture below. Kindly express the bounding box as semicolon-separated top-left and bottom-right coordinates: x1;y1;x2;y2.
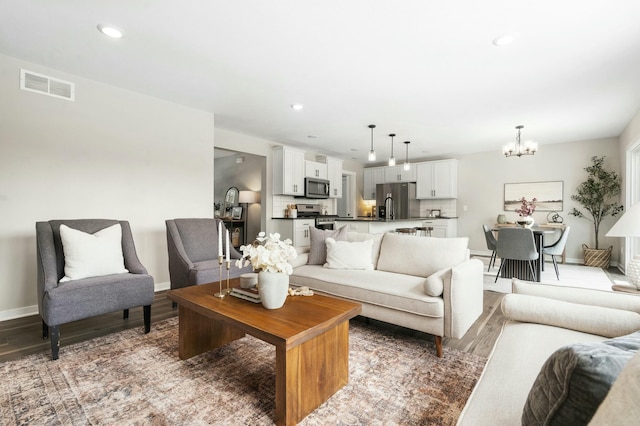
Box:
504;181;563;212
231;206;243;220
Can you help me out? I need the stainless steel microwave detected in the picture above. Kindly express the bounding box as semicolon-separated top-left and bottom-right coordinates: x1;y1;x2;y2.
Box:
303;177;330;199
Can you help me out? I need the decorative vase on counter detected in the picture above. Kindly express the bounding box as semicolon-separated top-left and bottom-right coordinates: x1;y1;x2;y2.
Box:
258;271;289;309
497;214;507;224
517;216;535;228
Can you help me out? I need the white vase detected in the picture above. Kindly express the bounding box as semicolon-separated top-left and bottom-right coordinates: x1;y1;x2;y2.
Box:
517;216;534;228
258;271;289;309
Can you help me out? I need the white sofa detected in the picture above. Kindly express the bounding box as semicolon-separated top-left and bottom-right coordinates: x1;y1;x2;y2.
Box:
288;231;484;357
458;279;640;426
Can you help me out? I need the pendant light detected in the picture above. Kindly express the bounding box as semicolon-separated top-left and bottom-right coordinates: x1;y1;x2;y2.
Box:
503;125;538;157
403;141;411;171
388;133;396;166
368;124;376;161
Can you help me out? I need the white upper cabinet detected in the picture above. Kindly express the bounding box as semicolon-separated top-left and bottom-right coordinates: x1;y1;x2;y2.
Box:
273;146;305;196
384;165;416;182
363;167;386;200
305;160;328;179
415;159;458;199
326;157;343;198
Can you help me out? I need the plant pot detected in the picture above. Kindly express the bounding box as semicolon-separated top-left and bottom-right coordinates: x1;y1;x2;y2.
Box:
582;244;612;268
258;271;289;309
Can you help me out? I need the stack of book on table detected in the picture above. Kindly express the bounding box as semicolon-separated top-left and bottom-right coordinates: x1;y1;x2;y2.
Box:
230;286;261;303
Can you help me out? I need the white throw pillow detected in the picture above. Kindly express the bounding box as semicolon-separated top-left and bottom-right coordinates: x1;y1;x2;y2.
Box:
324;238;374;270
59;224;129;282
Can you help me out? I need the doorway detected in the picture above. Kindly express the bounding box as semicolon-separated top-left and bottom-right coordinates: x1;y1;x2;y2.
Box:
337;171;357;218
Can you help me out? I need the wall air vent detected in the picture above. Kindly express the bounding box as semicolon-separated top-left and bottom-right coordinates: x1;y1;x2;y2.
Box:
20;69;75;101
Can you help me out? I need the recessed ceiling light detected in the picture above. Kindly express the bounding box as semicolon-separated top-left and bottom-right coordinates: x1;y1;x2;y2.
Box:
492;33;516;46
290;104;304;111
97;24;124;39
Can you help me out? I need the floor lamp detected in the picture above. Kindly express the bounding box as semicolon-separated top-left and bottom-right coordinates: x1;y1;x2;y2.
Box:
606;202;640;289
239;191;258;244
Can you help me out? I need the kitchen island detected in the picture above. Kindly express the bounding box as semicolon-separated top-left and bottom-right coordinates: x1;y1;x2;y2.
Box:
335;217;457;237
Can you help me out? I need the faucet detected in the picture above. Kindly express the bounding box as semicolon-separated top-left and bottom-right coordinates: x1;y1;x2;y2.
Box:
384;194;394;220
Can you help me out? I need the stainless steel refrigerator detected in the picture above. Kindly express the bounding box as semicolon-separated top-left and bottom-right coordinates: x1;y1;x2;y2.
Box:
376;182;419;220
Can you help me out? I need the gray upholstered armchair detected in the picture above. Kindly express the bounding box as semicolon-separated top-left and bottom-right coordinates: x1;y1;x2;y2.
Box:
36;219;155;360
166;218;254;293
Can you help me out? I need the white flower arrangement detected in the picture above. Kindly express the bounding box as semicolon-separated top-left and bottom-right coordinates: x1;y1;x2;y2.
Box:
236;232;298;275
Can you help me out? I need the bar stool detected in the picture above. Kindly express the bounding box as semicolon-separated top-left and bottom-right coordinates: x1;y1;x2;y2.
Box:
415;226;433;237
395;227;417;236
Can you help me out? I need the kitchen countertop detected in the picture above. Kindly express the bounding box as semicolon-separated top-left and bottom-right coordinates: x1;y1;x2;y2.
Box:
340;217;458;222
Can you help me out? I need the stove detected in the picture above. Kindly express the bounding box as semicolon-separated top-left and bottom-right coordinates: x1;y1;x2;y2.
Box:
296;204;338;230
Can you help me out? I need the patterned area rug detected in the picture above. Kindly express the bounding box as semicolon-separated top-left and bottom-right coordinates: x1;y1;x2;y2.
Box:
0;317;486;425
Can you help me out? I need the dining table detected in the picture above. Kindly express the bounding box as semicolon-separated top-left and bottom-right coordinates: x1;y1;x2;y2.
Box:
492;224;563;282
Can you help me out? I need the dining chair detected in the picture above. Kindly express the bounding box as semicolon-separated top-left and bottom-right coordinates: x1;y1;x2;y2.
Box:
494;227;539;282
482;224;497;271
542;226;571;280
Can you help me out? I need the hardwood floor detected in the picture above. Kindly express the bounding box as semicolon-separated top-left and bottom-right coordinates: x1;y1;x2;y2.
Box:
0;264;627;363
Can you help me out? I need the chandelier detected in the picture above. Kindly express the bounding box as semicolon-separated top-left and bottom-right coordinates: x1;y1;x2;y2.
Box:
503;125;538;157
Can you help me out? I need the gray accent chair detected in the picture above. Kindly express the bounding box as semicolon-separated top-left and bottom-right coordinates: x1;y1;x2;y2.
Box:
494;227;539;283
36;219;155;360
165;218;254;298
482;224;498;271
543;226;571;279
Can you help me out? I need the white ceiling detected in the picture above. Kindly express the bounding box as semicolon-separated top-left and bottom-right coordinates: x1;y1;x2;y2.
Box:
1;0;640;162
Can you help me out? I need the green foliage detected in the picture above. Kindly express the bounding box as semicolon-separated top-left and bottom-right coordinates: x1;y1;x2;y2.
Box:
569;156;623;249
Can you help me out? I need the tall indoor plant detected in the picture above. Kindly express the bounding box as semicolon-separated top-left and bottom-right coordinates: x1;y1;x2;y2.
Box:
569;156;623;266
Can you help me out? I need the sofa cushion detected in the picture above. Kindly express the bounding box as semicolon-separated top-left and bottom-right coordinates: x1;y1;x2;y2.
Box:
502;293;640;338
324;238;374;270
307;226;348;265
376;233;468;278
291;265;444;318
424;268;449;297
589;351;640;425
522;331;640;425
59;224;128;282
346;231;384;268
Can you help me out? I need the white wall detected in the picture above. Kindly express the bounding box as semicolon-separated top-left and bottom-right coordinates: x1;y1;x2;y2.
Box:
457;138;621;263
0;54;214;320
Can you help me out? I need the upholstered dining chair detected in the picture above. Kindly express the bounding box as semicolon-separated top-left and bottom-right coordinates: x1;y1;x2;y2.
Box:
165;218;253;298
482;224;498;271
543;226;571;280
36;219;154;360
494;227;539;282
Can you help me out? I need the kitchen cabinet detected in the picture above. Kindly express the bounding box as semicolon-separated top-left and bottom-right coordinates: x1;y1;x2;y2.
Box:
415;159;458;199
273;146;305;196
384;165;416;183
363;167;385;200
327;157;343;198
305;160;327;179
421;218;457;238
271;219;315;247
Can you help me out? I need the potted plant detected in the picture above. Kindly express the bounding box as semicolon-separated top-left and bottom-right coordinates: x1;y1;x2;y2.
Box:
569;156;623;267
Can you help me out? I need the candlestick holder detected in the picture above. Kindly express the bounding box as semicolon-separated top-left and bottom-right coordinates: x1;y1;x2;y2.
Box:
225;260;232;294
214;255;225;298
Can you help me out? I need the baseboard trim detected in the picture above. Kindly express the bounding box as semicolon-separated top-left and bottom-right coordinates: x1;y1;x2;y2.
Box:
0;281;171;322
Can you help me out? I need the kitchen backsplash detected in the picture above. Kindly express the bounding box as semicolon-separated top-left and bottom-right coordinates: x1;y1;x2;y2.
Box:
272;195;336;218
419;199;457;217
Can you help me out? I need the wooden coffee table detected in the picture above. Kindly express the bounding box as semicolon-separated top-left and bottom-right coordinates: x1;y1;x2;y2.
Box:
167;279;362;426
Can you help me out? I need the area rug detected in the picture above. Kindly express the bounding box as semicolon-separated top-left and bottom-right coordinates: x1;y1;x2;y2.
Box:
0;317;486;425
481;260;612;294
